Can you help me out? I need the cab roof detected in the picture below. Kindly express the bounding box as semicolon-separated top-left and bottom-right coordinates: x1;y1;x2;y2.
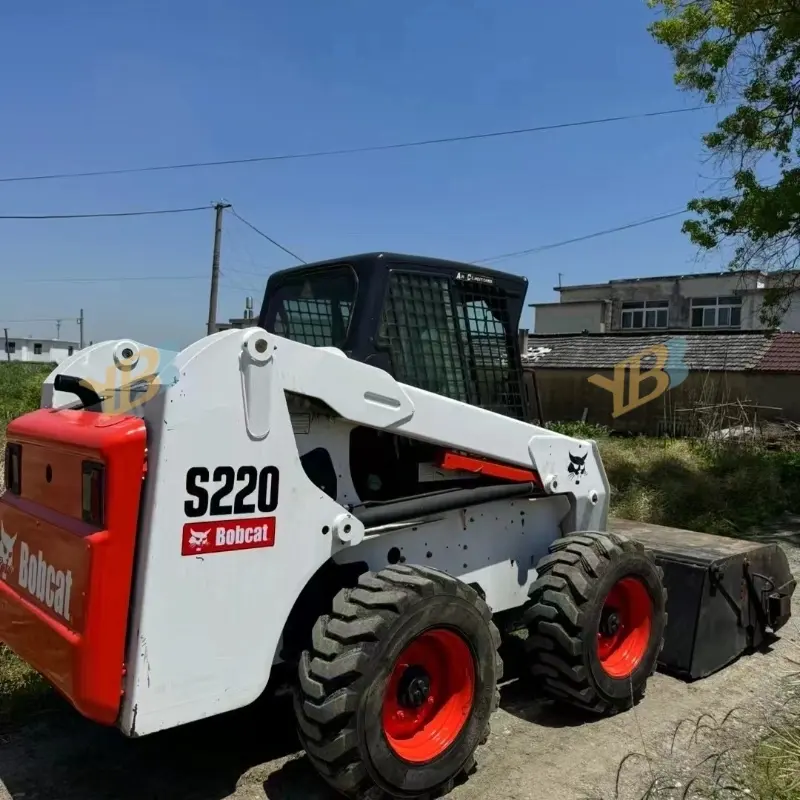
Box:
266;251;528;293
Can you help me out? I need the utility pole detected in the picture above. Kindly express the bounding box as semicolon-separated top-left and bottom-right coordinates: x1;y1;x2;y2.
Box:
3;328;9;362
77;309;84;349
55;319;62;339
207;201;231;336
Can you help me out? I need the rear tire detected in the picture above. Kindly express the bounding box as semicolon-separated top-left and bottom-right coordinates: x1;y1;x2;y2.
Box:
523;531;667;715
294;564;502;799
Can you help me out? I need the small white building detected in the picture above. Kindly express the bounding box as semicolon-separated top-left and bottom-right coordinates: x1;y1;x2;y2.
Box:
4;337;80;364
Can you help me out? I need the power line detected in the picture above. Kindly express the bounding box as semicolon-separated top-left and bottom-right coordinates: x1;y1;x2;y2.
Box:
474;175;784;265
0;106;712;186
0;205;210;220
223;266;268;277
474;209;688;264
225;207;692;273
219;270;262;295
2;209;691;284
230;209;306;264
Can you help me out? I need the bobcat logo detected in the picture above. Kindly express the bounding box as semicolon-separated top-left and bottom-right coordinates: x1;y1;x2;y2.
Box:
0;523;17;581
567;452;588;485
187;528;210;551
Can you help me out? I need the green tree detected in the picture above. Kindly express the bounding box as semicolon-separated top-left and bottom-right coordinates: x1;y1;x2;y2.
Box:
649;1;800;325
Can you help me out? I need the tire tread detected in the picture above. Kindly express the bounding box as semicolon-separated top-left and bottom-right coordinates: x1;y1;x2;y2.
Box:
523;531;666;715
295;565;501;799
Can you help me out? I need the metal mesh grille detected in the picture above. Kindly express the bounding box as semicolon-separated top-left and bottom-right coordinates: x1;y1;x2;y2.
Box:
268;266;355;348
273;299;352;346
382;271;526;418
380;272;470;402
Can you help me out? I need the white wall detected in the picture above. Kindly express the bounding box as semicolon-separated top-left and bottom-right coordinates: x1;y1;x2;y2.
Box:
5;339;79;364
746;292;800;332
533;302;606;334
778;301;800;331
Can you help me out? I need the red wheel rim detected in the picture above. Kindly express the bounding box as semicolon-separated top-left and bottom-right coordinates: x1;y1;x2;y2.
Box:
596;577;653;679
381;628;475;763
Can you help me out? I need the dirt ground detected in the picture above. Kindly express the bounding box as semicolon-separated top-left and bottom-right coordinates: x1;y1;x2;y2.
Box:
1;525;799;800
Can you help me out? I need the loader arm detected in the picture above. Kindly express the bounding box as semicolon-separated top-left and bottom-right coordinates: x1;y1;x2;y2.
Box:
41;329;609;535
266;336;608;533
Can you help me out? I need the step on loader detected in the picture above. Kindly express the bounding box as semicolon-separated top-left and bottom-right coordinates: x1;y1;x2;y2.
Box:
0;252;795;799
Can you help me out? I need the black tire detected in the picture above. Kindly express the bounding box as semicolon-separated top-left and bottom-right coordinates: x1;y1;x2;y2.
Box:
523;531;667;715
294;564;502;799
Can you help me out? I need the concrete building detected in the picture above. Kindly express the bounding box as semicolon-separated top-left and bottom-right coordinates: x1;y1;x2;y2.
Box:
531;270;800;335
4;337;79;364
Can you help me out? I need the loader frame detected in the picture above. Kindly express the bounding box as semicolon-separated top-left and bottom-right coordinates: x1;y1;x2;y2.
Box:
0;327;608;737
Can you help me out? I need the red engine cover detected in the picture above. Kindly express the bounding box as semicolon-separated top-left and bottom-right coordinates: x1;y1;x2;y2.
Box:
0;408;147;725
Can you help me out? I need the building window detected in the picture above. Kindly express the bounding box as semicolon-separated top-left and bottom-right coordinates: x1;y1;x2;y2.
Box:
33;343;42;355
690;296;742;328
5;341;15;354
620;300;669;329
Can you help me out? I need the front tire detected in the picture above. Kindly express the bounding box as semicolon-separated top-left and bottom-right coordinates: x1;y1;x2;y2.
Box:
523;531;667;715
294;564;502;799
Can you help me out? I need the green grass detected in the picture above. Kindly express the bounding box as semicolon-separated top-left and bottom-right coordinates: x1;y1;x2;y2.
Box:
603;437;800;536
744;726;800;799
0;361;54;424
0;362;55;722
0;645;50;724
545;419;612;440
548;418;800;536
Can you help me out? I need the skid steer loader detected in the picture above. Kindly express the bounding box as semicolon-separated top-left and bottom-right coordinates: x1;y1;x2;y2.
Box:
0;252;794;799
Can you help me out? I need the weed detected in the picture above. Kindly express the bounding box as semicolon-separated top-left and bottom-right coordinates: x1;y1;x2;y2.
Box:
0;361;53;424
603;438;800;536
546;420;612;440
0;362;56;722
0;644;51;725
745;725;800;799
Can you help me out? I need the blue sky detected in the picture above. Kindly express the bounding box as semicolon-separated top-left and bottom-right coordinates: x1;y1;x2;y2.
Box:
0;0;726;351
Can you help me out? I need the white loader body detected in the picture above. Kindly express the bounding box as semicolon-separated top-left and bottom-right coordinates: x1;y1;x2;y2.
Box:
36;327;608;737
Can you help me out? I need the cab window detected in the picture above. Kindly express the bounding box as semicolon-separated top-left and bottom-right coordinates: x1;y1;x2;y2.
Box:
264;266;356;348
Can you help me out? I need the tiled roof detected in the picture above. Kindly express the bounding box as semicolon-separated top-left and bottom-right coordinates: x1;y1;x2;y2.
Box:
522;331;783;372
755;332;800;372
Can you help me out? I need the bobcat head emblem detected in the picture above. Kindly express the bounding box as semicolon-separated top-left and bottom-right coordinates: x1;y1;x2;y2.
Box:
187;528;210;551
0;523;17;581
567;452;588;484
